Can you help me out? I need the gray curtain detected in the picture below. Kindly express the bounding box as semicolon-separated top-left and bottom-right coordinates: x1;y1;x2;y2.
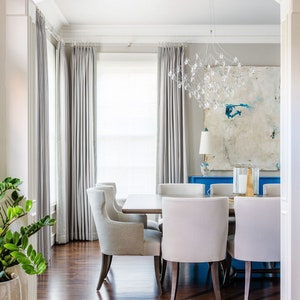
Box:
70;46;97;240
157;46;188;185
55;41;71;244
36;9;51;261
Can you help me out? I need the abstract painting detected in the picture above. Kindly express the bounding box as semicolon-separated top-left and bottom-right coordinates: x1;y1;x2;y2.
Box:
205;66;280;171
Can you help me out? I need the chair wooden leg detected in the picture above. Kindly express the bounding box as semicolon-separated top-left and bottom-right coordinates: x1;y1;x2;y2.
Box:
244;261;252;300
97;254;112;290
211;262;222;300
223;253;233;286
170;262;179;300
104;255;113;278
154;256;162;295
161;259;167;284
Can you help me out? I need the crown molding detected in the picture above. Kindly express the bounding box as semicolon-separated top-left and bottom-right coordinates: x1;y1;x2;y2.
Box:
59;24;280;44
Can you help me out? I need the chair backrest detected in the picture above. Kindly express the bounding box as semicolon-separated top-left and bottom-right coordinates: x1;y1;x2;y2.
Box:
210;183;233;196
162;197;229;262
96;182;117;195
263;183;280;196
94;185;119;220
233;196;280;262
158;183;205;196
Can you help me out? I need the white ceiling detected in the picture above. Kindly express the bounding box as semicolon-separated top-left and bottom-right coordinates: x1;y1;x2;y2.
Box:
34;0;281;44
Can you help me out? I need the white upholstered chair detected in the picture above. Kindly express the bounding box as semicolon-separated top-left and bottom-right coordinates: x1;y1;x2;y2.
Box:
158;183;205;196
95;184;159;230
210;183;233;197
87;187;162;293
161;197;229;300
263;183;280;196
227;197;280;300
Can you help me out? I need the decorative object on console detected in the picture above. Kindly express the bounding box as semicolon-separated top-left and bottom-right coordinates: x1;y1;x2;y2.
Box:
199;128;213;176
168;0;253;109
245;167;254;196
233;166;259;195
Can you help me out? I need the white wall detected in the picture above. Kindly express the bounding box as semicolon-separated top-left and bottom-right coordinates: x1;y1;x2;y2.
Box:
3;0;37;298
186;43;281;176
6;15;29;191
0;1;6;179
280;1;300;298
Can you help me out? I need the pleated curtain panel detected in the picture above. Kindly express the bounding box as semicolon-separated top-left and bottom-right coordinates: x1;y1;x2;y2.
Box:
36;9;51;261
55;41;71;244
54;43;97;243
157;46;188;185
70;46;97;241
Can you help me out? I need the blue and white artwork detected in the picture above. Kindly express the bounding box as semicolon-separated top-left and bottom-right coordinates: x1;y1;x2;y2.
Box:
205;66;280;171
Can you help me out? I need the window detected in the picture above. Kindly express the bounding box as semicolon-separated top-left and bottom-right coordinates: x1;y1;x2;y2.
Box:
97;53;157;198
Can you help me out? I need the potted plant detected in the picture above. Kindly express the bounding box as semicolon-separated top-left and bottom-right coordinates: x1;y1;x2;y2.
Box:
0;177;55;298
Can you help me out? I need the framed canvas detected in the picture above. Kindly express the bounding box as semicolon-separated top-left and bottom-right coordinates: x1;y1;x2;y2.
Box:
205;66;280;171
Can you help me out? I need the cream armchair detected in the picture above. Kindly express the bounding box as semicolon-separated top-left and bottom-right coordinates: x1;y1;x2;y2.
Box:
87;187;162;293
95;184;159;230
227;196;280;300
161;196;229;300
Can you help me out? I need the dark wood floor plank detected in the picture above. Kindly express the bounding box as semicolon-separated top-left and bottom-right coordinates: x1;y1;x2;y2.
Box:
37;241;280;300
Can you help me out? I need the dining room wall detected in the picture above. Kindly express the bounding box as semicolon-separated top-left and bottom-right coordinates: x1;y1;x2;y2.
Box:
186;43;281;177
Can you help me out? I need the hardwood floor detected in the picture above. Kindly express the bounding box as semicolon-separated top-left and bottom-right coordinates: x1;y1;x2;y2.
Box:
37;241;280;300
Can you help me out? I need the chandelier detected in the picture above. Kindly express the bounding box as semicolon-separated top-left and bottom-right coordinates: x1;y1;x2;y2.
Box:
168;2;254;109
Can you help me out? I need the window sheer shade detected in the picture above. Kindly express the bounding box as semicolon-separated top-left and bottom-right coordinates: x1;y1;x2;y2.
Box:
97;53;157;198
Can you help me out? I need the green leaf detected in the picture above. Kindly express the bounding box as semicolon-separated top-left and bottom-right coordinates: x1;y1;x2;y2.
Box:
26;243;33;256
30;249;36;261
7;207;13;220
37;262;47;274
12;231;20;244
5;230;13;242
4;243;19;251
34;252;43;265
25;200;32;213
22;264;36;275
13;206;24;216
22;235;29;250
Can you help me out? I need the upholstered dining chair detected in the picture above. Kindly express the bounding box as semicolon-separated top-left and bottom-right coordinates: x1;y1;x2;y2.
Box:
87;187;162;293
161;197;229;300
95;184;159;230
157;183;205;196
210;183;233;197
227;197;280;300
263;183;280;196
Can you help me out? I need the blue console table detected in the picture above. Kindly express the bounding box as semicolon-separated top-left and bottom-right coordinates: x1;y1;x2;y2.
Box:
188;176;280;195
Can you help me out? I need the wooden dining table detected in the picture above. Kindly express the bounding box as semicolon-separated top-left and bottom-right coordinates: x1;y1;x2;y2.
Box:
122;194;235;215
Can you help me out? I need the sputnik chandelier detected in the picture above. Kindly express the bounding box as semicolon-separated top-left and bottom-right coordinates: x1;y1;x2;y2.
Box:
168;1;254;109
